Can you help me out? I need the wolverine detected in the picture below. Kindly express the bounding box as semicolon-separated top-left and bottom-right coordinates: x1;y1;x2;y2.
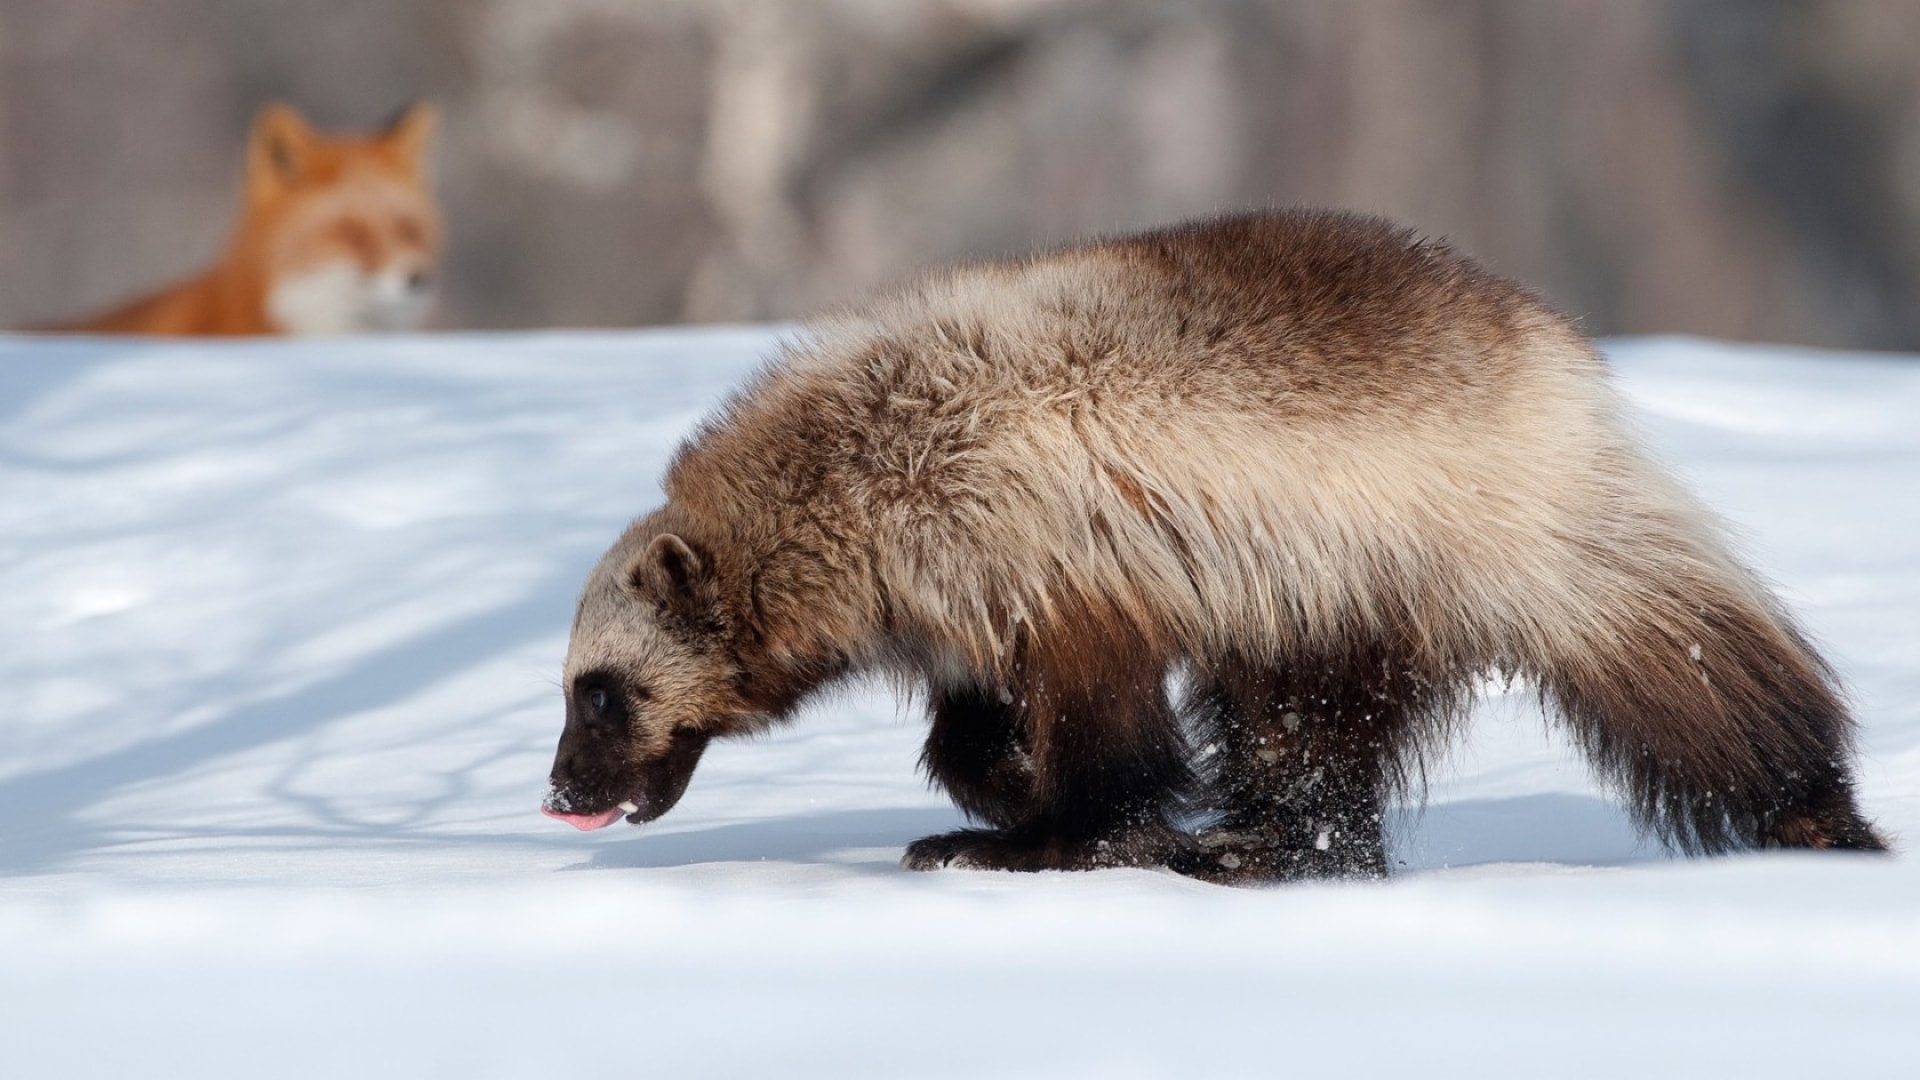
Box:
543;210;1886;883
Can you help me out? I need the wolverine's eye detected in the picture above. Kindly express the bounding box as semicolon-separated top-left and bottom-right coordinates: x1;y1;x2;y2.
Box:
587;687;611;713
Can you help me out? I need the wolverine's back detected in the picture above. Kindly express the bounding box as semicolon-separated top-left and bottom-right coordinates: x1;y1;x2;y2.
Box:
685;211;1629;669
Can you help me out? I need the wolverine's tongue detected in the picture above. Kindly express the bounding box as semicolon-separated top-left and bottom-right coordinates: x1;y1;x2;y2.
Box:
542;806;624;831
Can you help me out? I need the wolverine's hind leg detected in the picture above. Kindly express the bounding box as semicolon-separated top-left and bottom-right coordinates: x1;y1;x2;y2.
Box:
1173;647;1456;884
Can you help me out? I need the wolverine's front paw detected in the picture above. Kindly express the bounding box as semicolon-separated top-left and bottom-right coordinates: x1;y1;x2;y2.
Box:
902;825;1178;873
902;828;1024;871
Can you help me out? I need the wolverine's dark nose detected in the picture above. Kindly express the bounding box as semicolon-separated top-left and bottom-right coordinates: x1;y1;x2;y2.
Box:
548;722;590;791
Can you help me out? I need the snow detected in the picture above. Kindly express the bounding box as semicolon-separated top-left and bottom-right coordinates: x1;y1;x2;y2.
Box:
2;328;1916;1077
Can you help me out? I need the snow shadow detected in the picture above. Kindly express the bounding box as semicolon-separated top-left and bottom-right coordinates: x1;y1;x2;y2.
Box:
0;338;126;422
1389;792;1664;872
566;794;1663;876
0;566;584;876
576;807;966;873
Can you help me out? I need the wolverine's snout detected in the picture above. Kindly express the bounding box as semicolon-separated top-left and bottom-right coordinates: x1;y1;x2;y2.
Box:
542;724;711;831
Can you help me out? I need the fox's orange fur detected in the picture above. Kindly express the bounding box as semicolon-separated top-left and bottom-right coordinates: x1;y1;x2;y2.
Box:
51;102;441;336
545;211;1886;883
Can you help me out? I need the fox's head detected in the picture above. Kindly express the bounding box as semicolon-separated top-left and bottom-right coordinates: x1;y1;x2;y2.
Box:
242;102;443;335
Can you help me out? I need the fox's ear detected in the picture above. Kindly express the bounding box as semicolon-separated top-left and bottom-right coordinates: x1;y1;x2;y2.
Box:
382;101;438;176
247;102;316;198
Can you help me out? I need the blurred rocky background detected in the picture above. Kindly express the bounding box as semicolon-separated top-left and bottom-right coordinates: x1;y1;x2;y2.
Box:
5;0;1920;348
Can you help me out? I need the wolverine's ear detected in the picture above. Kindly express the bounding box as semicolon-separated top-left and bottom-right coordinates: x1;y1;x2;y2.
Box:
381;101;438;177
247;102;316;198
623;534;715;617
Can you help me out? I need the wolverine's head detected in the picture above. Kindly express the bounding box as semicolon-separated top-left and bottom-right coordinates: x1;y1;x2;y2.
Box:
543;525;760;831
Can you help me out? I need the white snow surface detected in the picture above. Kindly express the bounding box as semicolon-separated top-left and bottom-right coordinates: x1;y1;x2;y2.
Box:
2;329;1915;1077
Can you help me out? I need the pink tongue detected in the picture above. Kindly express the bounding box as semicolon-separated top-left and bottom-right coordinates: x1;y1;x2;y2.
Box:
542;806;625;831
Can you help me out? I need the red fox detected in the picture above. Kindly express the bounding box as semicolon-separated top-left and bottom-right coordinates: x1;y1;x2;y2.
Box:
49;102;442;336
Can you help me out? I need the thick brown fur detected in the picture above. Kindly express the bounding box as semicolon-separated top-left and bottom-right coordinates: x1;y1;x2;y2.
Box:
547;210;1887;881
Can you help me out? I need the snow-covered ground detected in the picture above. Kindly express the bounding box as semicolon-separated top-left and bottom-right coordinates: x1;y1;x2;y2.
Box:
2;329;1915;1077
